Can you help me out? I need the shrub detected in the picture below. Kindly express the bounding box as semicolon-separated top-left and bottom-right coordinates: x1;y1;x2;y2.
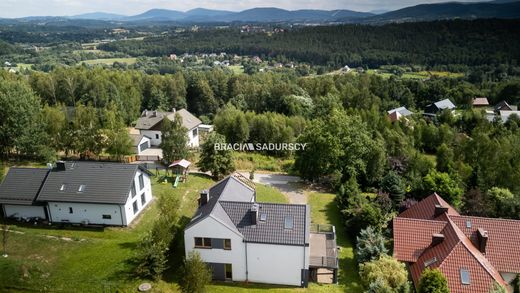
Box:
180;251;212;293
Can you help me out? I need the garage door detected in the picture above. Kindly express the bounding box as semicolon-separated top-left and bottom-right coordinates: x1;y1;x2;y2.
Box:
139;141;150;152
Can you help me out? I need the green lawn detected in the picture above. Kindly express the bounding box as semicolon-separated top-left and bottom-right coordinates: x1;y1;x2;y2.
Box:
0;169;357;292
80;57;137;66
229;65;244;74
233;152;294;173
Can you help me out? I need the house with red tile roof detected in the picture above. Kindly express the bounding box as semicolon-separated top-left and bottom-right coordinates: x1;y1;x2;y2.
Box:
393;193;520;292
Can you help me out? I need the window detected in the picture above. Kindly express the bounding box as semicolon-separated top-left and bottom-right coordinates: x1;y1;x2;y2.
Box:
133;201;138;214
69;207;73;214
284;216;294;229
194;237;212;248
192;128;198;137
460;269;471;285
155;134;160;139
131;182;136;198
423;257;438;267
225;264;232;280
102;215;112;219
60;184;66;191
260;213;267;222
466;220;472;228
78;184;86;192
141;193;146;205
224;239;231;250
139;174;144;190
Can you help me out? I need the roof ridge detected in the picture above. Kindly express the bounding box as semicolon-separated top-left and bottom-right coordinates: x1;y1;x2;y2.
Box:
219;200;307;208
450;214;520;224
395;217;447;225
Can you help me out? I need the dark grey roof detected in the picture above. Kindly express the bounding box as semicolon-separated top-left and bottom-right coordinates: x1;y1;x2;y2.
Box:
220;201;309;246
185;176;255;231
0;168;49;205
185;174;309;246
37;162;151;205
135;109;202;131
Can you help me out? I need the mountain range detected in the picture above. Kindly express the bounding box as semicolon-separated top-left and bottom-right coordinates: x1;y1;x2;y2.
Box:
15;0;520;24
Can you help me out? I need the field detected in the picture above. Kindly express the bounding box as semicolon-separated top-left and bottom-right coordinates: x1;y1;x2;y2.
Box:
80;57;138;66
229;65;244;74
366;68;464;80
233;152;294;173
0;162;358;292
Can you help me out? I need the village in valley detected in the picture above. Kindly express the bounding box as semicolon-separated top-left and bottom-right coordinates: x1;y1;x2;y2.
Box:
1;1;520;293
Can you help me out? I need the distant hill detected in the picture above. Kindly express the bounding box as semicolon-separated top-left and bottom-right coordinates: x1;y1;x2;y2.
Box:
126;9;185;21
71;12;126;20
214;7;373;22
366;1;520;23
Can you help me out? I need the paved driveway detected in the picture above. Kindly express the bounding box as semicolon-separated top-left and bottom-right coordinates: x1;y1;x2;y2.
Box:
240;172;307;204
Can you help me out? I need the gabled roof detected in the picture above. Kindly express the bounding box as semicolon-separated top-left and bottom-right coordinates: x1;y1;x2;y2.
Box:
185;174;310;246
434;99;456;110
0;168;49;205
393;194;518;293
398;193;460;220
220;201;309;246
169;159;191;169
472;97;490;106
37;162;151;205
130;134;151;147
494;101;517;112
388;106;413;116
135;109;202;131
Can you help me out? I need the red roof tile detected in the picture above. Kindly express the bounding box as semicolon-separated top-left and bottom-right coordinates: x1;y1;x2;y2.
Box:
394;194;515;293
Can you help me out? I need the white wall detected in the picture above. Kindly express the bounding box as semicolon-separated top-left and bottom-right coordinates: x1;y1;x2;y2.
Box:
140;128;198;148
184;216;247;281
136;136;151;155
48;202;123;225
122;169;153;226
187;127;199;148
140;130;162;146
3;205;46;219
247;242;307;286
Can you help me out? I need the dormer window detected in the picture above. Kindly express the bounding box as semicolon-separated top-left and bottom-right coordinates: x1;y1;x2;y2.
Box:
60;184;66;191
78;185;86;192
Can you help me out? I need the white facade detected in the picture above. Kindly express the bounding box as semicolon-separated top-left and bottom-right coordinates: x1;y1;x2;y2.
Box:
2;205;46;219
247;243;308;286
185;216;247;281
140;127;199;148
184;215;308;287
47;169;152;226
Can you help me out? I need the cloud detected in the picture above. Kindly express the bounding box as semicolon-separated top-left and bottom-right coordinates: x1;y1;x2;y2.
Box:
0;0;491;18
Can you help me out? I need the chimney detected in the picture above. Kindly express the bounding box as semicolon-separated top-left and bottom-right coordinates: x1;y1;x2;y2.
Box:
251;203;259;225
151;110;157;117
199;190;209;207
434;204;449;218
431;233;445;246
477;228;488;254
141;110;148;117
172;108;176;114
56;161;66;171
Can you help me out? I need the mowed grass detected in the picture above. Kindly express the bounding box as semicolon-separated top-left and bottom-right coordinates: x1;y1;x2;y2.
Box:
80;57;137;66
229;65;244;74
0;167;358;292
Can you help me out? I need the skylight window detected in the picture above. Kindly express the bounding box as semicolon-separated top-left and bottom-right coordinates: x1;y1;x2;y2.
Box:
284;216;293;229
260;213;267;222
460;268;471;285
466;220;472;228
78;185;86;192
60;184;66;191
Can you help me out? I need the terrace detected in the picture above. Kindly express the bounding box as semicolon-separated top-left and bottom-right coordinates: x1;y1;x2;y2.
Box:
309;223;339;284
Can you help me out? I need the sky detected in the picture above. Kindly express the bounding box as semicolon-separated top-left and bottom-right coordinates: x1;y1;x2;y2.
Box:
0;0;493;18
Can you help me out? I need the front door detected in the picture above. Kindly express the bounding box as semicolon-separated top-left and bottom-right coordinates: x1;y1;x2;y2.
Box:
225;264;232;280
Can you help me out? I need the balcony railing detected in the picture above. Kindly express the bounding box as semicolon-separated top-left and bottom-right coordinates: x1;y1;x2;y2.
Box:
310;223;336;234
310;256;339;268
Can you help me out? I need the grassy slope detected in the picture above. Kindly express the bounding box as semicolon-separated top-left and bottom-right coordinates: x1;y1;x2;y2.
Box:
80;57;137;65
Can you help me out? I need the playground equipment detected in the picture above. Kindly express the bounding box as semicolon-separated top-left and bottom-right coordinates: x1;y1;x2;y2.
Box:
168;159;191;187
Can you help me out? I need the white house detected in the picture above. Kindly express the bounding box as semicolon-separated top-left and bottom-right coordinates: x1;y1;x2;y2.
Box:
184;174;338;287
135;108;202;148
0;161;153;226
130;134;152;155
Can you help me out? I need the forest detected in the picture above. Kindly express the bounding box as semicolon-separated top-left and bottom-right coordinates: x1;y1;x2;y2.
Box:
99;19;520;68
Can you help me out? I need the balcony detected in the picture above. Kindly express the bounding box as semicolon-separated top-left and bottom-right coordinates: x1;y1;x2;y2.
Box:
309;224;339;284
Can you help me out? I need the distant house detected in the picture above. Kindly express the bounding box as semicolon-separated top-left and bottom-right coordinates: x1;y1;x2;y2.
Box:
130;134;151;155
341;65;351;72
184;174;338;287
499;110;520;122
135;108;202;148
393;193;520;292
495;101;517;112
424;99;456;116
0;162;153;226
472;97;490;108
387;106;413;122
